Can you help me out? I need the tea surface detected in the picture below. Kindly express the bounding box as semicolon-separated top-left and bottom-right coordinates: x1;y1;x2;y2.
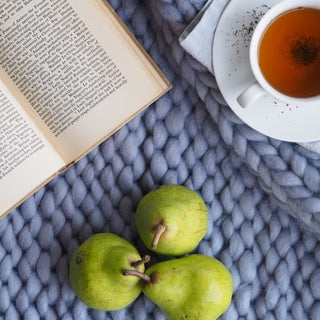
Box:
259;8;320;98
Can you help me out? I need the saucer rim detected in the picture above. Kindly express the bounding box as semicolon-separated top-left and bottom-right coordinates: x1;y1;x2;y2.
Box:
212;0;320;143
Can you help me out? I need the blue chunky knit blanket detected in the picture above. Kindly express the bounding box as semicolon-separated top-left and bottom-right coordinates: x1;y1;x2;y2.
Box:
1;0;320;319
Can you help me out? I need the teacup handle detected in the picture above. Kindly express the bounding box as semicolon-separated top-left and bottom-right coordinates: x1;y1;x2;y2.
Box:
237;82;266;108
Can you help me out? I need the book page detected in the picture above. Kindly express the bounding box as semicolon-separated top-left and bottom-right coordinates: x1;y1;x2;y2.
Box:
0;0;170;163
0;80;65;218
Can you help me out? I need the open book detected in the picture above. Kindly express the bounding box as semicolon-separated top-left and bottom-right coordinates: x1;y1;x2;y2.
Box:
0;0;171;218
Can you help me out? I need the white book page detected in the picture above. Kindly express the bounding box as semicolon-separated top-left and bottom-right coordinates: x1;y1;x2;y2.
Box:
0;80;65;218
0;0;170;163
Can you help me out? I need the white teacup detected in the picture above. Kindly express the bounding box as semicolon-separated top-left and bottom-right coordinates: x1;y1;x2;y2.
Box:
237;0;320;108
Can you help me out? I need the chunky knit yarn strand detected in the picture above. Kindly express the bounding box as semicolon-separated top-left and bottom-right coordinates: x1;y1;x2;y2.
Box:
0;0;320;319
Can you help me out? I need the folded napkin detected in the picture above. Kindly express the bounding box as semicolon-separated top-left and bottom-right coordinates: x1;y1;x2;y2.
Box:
179;0;320;154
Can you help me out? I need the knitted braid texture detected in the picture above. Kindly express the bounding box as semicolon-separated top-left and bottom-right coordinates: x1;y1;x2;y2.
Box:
0;0;320;319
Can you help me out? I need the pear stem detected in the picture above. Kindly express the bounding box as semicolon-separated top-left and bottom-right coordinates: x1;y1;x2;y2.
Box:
122;269;151;283
131;255;151;268
152;223;166;249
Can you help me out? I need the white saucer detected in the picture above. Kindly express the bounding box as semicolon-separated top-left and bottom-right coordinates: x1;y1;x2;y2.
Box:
212;0;320;142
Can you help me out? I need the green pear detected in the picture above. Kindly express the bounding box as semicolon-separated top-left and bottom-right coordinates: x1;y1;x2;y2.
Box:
69;233;149;311
124;254;233;320
135;185;208;256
